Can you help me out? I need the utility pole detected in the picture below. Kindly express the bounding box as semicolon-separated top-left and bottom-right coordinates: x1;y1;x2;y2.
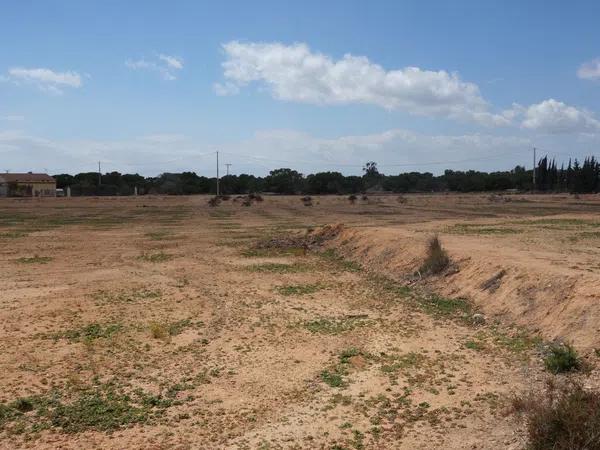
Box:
225;163;232;176
216;151;220;196
532;147;536;191
98;161;102;186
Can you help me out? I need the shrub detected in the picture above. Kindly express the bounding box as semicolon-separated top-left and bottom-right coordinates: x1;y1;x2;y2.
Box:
208;197;221;207
149;322;168;340
396;195;407;204
248;193;263;202
348;194;357;204
301;196;313;206
544;343;581;374
419;236;450;275
320;370;344;387
513;380;600;450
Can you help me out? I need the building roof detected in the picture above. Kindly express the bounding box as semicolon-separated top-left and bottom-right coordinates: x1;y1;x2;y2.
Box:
0;173;56;183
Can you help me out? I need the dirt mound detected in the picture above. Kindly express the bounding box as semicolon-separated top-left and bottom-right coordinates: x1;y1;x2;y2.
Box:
322;225;600;351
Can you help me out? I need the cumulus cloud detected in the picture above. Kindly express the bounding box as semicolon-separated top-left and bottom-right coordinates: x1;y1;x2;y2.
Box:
520;99;600;134
215;41;510;126
126;54;183;80
577;58;600;80
3;67;82;94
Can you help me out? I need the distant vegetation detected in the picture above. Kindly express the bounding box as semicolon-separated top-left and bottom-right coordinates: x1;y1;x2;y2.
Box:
53;156;600;196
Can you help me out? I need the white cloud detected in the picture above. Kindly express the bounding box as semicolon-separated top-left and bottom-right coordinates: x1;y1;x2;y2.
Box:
3;67;82;94
0;127;536;176
216;41;509;126
126;54;183;81
233;129;531;173
159;54;183;70
213;81;240;96
520;99;600;134
577;58;600;80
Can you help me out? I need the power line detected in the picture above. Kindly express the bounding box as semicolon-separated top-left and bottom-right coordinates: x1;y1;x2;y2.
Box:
220;148;527;169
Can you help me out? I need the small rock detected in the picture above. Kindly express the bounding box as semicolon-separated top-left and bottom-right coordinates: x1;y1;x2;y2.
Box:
472;313;486;325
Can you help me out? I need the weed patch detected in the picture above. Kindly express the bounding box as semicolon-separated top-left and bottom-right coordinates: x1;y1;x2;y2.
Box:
49;323;123;343
138;252;173;263
379;352;426;375
92;288;162;305
246;262;310;274
304;317;371;334
0;383;174;434
145;230;177;241
544;343;582;374
242;247;305;257
15;256;52;264
492;330;541;354
321;370;345;387
321;249;362;272
419;294;470;317
449;224;520;235
0;231;28;239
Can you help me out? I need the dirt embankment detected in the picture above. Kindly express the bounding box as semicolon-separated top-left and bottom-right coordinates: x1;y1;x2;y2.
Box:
323;225;600;351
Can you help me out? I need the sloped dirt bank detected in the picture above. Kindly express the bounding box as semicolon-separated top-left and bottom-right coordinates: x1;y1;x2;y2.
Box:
323;225;600;351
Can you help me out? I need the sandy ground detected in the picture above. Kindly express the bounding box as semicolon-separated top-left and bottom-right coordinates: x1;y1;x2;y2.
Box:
0;193;599;449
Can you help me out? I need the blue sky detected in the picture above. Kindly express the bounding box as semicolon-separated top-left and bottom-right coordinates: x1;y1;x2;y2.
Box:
1;0;600;176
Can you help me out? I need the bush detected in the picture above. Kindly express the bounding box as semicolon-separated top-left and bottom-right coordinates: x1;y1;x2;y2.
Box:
544;343;582;374
513;380;600;450
149;322;168;340
208;196;221;207
301;196;313;206
248;193;263;202
419;236;450;275
348;194;357;204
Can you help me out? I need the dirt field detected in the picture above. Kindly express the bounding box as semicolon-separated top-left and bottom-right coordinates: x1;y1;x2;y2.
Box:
1;193;599;449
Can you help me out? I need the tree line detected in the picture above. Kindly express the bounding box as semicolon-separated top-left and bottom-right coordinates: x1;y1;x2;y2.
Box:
53;156;600;196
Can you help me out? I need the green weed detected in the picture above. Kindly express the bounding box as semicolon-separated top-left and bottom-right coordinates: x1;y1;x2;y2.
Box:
304;317;370;334
50;323;122;343
0;383;173;434
138;252;173;263
246;263;310;273
15;256;52;264
544;343;582;374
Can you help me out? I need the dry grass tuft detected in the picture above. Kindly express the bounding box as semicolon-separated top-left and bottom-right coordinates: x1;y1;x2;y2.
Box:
419;236;450;275
512;379;600;450
149;322;169;340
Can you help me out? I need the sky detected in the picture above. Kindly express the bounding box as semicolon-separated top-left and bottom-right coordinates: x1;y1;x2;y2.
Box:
1;0;600;176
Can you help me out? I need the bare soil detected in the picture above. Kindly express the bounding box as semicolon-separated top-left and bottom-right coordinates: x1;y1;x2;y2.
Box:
1;193;599;449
